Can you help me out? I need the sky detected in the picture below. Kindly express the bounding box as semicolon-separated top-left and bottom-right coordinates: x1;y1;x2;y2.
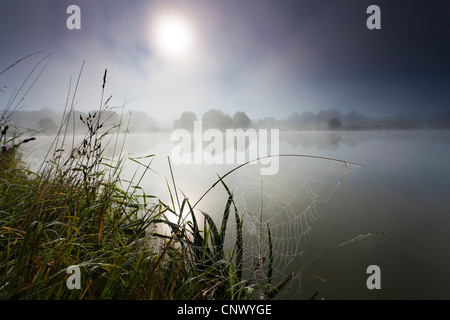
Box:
1;0;450;124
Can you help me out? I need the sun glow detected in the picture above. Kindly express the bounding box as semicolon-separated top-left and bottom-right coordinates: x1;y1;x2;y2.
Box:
154;15;194;59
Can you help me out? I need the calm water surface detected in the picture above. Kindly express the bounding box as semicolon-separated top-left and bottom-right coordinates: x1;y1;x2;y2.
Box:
25;129;450;299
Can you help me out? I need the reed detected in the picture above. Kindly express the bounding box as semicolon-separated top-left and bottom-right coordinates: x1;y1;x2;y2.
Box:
0;57;194;299
0;56;259;300
0;54;382;300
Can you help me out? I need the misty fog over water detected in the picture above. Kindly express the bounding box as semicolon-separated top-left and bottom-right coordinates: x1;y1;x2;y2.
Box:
23;129;450;299
2;0;450;302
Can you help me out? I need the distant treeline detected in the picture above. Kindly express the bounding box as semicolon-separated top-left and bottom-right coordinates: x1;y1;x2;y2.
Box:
1;107;158;134
173;108;450;131
2;107;450;134
174;108;350;131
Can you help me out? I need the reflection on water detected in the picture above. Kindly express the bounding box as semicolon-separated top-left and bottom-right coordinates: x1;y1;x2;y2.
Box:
281;130;450;150
22;129;450;299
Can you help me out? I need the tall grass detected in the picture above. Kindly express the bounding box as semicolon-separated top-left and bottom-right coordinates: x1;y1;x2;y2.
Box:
0;54;385;300
0;56;280;300
0;58;188;299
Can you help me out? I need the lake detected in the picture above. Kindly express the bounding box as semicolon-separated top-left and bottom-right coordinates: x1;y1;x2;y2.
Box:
24;129;450;299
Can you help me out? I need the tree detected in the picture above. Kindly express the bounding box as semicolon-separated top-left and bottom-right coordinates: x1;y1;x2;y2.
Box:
299;111;316;123
95;110;121;131
202;109;232;130
327;117;342;130
232;111;251;129
317;109;340;123
126;111;157;132
38;117;58;132
255;117;278;129
344;110;367;122
174;111;197;131
285;112;302;129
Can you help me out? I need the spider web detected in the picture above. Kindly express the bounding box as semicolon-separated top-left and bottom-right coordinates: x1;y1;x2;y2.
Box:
18;131;361;299
189;156;359;299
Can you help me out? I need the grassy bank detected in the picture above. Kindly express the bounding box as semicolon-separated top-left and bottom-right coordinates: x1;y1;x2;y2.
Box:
1;56;385;300
0;58;285;300
1;107;192;299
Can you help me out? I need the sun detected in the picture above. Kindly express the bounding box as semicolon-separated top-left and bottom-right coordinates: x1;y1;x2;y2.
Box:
153;15;194;59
